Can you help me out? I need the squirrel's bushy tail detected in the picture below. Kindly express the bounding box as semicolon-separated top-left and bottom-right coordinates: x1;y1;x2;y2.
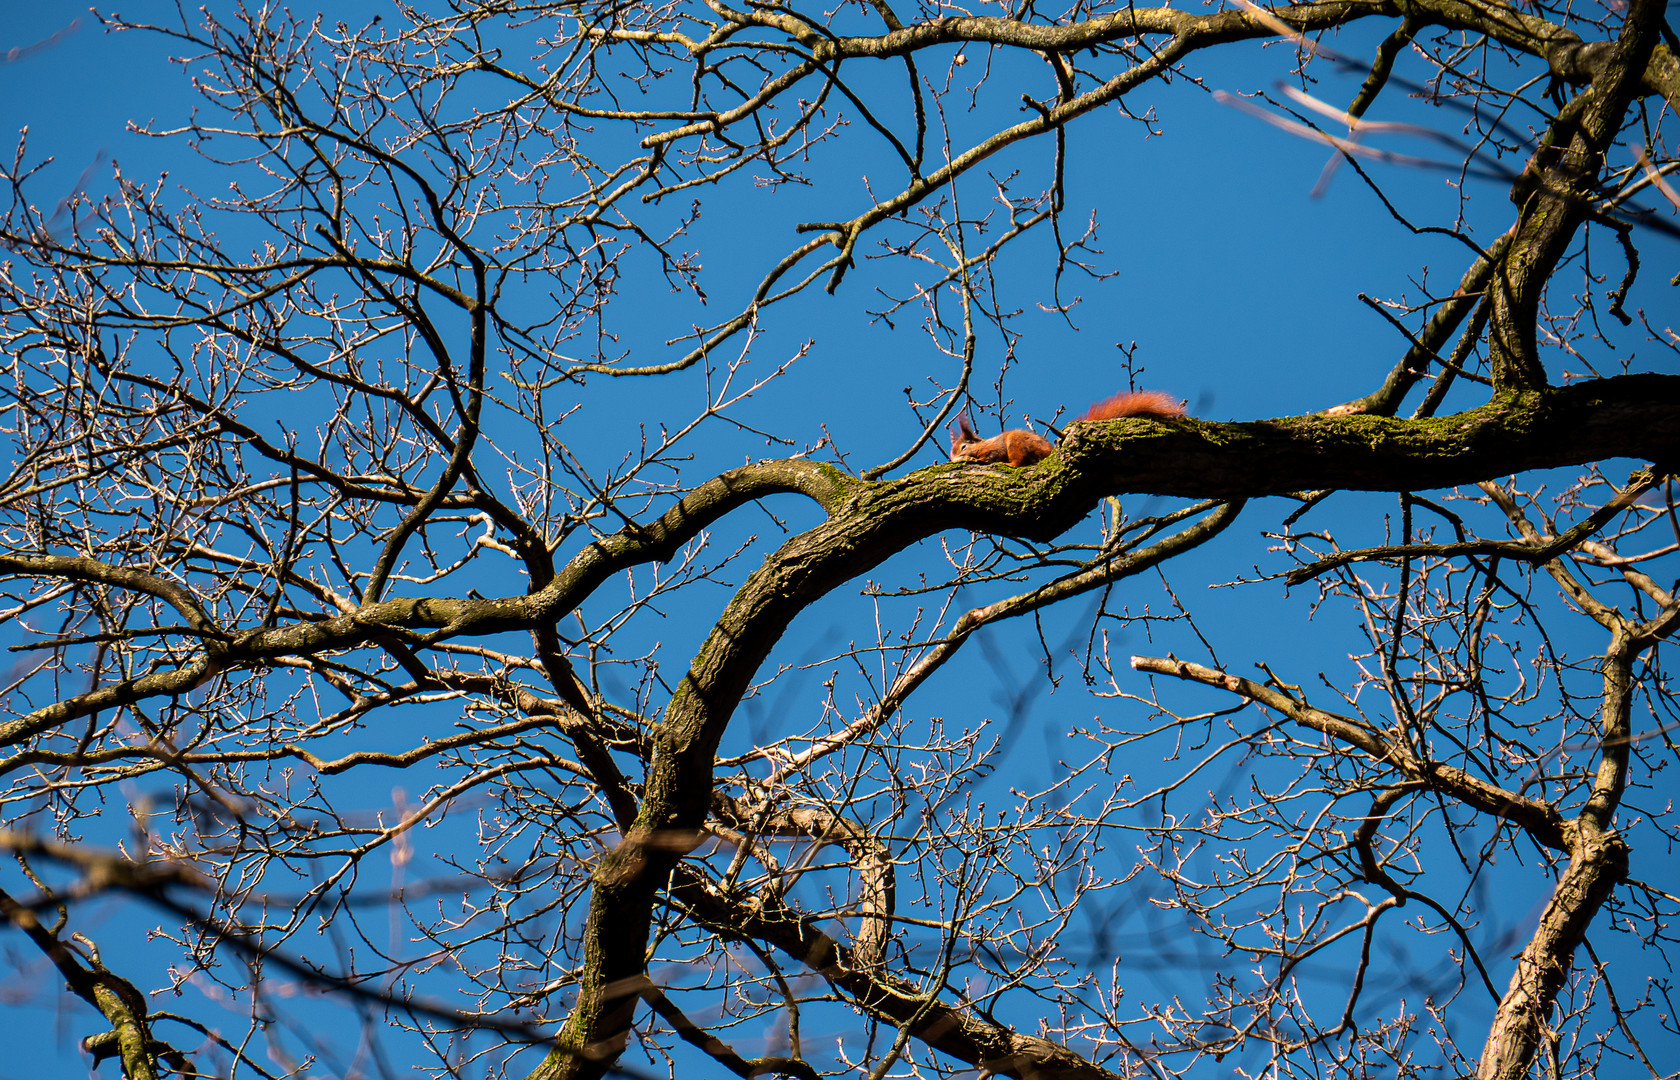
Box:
1076;390;1185;423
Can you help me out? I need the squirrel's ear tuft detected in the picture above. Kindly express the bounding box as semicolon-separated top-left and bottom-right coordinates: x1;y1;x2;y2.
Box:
949;410;977;458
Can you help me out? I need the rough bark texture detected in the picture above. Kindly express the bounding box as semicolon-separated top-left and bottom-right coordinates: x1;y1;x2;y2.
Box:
1059;375;1680;498
1475;830;1629;1080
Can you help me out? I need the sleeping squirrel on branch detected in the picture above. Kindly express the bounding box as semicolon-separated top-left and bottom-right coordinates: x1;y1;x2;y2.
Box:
948;390;1186;467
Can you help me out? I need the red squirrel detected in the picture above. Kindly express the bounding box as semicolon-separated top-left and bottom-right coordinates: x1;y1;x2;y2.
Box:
948;390;1184;467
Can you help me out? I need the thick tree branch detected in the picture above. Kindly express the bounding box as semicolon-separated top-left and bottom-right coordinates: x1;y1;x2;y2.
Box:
1060;374;1680;498
1488;0;1667;387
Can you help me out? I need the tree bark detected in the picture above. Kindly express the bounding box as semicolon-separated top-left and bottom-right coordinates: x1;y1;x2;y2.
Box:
1474;828;1628;1080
